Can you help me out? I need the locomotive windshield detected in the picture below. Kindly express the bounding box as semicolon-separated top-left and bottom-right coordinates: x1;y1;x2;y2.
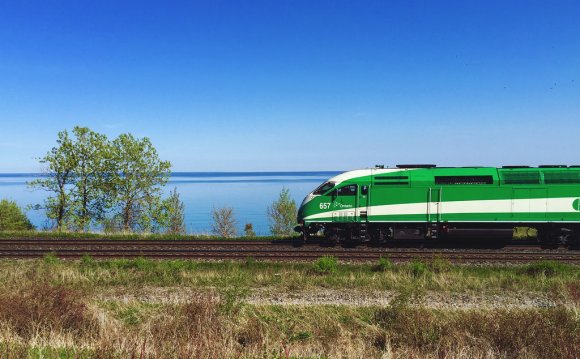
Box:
312;181;335;195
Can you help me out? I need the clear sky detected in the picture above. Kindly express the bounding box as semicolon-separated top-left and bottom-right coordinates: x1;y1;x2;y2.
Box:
0;1;578;172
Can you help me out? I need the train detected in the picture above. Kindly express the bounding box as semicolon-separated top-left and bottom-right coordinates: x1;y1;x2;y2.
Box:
295;165;580;246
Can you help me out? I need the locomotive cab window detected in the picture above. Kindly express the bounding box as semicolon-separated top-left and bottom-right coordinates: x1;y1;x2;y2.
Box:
313;181;335;195
337;184;357;196
361;185;369;195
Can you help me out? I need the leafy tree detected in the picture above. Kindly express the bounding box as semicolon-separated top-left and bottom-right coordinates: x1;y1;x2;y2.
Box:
267;188;297;236
68;127;111;232
109;133;171;232
159;187;186;235
211;207;237;238
0;199;34;231
28;130;77;231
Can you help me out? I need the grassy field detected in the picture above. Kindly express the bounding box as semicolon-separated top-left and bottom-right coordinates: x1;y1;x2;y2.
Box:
0;257;577;358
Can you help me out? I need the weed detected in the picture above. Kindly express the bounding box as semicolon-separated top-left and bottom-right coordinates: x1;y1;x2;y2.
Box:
219;280;250;315
523;260;566;277
311;256;338;274
428;256;452;273
133;256;154;270
289;331;312;342
43;252;60;265
372;256;393;272
408;260;429;277
80;253;95;267
244;256;257;267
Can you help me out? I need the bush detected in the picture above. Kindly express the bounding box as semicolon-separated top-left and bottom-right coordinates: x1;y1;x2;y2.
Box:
161;187;186;235
244;223;256;237
312;256;338;274
211;206;237;238
0;199;34;231
267;188;297;236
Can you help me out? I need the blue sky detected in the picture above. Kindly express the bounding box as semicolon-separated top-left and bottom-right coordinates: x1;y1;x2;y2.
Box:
0;0;579;172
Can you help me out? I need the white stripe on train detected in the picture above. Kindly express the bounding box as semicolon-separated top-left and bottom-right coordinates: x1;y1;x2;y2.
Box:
303;197;580;221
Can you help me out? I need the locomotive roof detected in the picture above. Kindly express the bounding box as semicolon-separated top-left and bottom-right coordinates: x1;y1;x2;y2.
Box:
327;166;580;187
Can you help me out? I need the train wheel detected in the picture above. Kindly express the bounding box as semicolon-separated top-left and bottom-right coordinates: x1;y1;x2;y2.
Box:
564;231;580;248
323;229;339;247
538;228;563;249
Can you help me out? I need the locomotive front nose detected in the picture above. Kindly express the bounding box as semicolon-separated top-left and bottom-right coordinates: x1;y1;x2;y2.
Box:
295;195;311;232
293;206;303;233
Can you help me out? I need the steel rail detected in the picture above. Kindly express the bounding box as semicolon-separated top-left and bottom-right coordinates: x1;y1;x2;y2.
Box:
0;245;577;263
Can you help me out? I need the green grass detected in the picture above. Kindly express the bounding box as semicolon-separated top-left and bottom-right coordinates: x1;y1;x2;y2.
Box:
0;257;577;297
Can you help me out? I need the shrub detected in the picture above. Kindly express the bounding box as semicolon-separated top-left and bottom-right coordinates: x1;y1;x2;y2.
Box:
211;206;237;238
312;256;338;274
267;188;297;236
244;223;256;237
0;199;34;231
161;187;186;235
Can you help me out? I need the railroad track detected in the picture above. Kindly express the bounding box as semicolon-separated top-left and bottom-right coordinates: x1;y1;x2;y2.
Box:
0;238;578;263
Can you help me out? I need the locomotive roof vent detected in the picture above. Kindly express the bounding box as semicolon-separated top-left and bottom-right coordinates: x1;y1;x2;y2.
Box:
539;165;567;168
396;164;436;169
502;165;531;169
569;165;580;168
375;164;385;169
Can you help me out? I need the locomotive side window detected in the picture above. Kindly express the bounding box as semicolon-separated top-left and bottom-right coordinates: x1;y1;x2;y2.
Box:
361;185;369;195
500;171;540;185
337;184;357;196
313;181;335;195
435;176;493;185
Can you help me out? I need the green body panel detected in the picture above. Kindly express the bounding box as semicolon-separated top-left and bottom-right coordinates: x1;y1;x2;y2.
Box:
298;167;580;226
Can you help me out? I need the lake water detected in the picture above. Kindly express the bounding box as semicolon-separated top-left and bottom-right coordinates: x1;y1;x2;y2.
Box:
0;172;341;235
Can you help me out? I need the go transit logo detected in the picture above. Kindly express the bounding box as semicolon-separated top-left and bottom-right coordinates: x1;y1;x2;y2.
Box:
574;199;580;211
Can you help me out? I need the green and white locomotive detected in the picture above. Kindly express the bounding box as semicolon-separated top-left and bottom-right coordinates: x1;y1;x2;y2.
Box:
295;165;580;246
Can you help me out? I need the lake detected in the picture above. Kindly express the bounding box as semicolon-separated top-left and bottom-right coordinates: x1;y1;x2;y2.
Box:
0;172;341;235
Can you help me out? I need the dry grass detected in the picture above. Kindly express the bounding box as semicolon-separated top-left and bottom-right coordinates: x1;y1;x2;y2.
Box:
0;281;97;341
0;258;577;358
375;305;578;358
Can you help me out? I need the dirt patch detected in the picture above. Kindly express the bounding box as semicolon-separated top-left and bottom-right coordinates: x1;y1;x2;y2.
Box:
247;288;565;309
96;286;574;309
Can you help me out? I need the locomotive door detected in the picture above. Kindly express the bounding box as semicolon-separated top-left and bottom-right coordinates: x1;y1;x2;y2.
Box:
428;188;442;223
331;184;358;222
357;185;369;223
